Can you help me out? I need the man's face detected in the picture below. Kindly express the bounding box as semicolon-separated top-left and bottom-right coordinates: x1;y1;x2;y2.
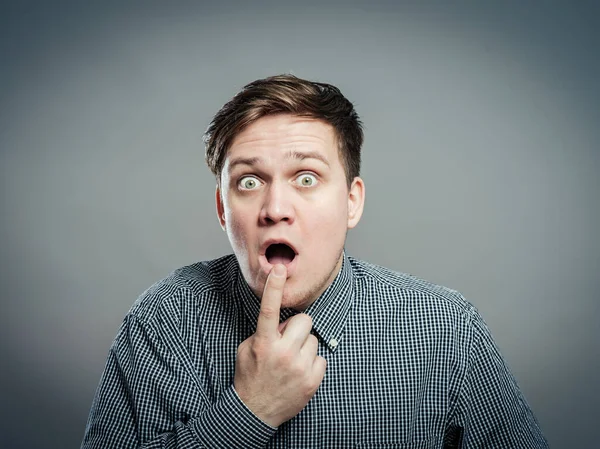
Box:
216;114;365;310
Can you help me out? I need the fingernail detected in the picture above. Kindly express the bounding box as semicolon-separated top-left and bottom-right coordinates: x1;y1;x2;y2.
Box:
273;264;286;277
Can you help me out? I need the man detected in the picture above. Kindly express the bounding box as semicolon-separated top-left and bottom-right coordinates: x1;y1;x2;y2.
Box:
82;75;548;448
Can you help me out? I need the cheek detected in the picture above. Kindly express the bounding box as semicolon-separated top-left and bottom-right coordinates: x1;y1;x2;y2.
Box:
226;212;251;249
226;208;262;259
314;190;348;225
305;198;348;242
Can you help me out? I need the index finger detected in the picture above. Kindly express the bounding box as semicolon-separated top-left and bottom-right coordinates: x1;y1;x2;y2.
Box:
255;264;287;339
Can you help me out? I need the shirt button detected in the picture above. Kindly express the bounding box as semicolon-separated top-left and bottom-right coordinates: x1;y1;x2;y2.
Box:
329;338;338;348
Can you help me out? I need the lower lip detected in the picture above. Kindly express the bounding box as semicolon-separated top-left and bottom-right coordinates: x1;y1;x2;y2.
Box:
259;254;298;278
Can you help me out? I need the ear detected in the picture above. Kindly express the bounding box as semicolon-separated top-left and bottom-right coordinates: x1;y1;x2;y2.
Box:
215;184;226;231
347;176;365;229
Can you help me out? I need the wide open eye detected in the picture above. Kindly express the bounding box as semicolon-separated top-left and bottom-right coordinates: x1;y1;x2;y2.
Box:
295;173;318;187
239;176;261;190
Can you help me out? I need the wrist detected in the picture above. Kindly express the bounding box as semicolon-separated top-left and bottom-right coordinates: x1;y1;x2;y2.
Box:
191;385;277;448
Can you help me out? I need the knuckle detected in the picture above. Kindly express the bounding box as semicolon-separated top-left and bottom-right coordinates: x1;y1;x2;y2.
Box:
289;313;312;331
259;306;278;320
237;338;255;356
293;361;307;377
249;339;270;360
236;341;247;356
299;313;313;327
318;357;327;373
279;348;294;366
303;379;319;397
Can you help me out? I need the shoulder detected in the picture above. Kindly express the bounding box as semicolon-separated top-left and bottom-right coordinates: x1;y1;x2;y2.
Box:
348;256;480;324
126;254;239;326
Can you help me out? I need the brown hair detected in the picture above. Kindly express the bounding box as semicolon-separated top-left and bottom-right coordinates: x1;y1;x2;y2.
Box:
204;74;363;187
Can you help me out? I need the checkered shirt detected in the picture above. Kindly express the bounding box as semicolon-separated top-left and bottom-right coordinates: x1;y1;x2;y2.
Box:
81;252;548;448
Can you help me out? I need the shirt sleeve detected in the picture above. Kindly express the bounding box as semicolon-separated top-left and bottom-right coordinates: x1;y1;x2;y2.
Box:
81;314;277;449
449;308;549;448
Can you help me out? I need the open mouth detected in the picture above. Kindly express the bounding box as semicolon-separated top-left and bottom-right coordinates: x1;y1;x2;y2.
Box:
265;243;296;265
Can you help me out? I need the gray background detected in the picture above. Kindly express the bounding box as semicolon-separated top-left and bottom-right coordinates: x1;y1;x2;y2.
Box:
1;1;598;447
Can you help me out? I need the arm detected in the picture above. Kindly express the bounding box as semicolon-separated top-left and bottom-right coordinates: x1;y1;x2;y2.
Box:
449;308;549;448
81;314;277;449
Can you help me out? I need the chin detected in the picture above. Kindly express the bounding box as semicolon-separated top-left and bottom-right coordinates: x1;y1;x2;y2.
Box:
281;295;309;311
281;283;317;311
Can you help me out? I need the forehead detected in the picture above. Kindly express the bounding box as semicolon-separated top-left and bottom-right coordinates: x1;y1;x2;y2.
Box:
227;114;338;159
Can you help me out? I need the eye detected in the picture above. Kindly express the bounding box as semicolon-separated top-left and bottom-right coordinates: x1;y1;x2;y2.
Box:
239;176;261;190
295;173;318;187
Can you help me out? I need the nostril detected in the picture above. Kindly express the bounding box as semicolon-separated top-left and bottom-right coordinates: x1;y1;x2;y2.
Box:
263;216;290;225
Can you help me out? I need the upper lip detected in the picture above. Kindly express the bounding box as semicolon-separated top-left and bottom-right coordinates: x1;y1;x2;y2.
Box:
260;238;299;256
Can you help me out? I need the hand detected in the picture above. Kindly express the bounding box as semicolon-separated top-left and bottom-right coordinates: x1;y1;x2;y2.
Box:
233;264;327;428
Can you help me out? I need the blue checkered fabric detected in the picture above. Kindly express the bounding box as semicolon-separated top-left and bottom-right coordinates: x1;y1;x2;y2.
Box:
82;252;548;448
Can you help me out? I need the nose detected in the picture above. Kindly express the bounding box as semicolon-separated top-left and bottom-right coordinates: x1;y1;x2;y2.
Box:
259;182;295;225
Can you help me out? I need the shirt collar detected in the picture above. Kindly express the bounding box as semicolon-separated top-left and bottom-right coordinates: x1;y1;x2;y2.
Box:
235;251;355;353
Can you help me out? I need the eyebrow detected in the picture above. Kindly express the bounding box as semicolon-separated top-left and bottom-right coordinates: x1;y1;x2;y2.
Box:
227;150;330;173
